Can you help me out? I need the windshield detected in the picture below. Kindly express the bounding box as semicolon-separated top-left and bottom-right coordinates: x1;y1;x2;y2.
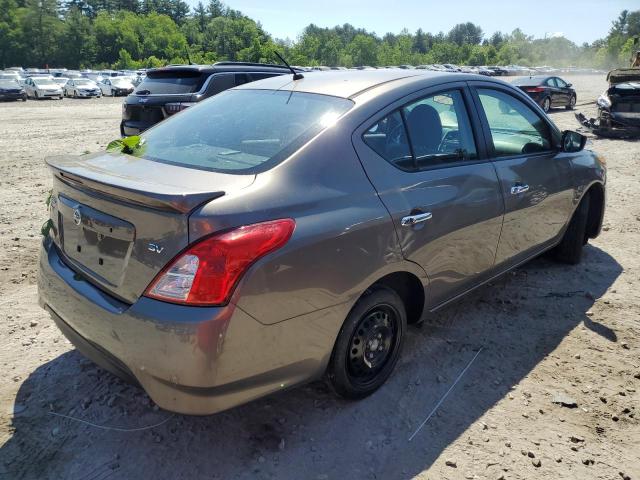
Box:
112;78;131;85
0;80;19;88
76;81;96;88
138;89;353;173
135;70;206;94
34;78;56;86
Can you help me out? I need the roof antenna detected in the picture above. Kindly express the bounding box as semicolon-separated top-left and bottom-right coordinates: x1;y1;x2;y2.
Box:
274;51;303;81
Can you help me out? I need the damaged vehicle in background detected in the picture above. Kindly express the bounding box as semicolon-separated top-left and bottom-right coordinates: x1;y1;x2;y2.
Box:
576;68;640;138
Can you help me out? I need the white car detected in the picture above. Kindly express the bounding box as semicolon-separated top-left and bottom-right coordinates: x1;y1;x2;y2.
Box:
24;77;63;100
53;77;69;88
64;79;102;98
99;77;134;97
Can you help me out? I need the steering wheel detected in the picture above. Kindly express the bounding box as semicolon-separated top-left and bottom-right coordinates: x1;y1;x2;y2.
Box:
438;130;460;153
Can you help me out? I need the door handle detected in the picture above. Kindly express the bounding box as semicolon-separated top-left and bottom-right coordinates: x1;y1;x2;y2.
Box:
510;184;529;195
401;212;432;227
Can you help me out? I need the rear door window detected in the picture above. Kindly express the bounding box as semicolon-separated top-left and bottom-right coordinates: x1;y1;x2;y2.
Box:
207;74;236;95
234;73;251;86
135;70;206;94
362;89;477;171
363;111;412;169
477;88;553;157
402;90;477;168
249;72;280;82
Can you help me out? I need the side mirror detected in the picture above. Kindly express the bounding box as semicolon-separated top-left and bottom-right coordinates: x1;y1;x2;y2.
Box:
562;130;587;152
566;83;572;88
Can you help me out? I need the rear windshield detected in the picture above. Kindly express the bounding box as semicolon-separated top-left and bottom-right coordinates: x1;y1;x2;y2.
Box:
135;70;206;94
511;77;544;86
138;89;353;173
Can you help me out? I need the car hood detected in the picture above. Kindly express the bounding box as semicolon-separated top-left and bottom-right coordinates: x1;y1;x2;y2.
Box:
607;68;640;85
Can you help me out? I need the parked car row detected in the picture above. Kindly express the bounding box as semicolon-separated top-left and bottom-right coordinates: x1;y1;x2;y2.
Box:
294;65;605;76
0;66;141;101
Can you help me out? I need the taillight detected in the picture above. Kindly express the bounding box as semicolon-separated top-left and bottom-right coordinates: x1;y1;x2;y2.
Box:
525;87;545;93
165;102;195;115
145;219;295;306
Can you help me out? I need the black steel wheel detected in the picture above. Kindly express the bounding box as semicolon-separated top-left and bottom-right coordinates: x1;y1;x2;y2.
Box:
327;286;406;399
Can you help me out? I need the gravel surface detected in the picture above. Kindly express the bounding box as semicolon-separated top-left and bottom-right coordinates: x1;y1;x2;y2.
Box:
0;77;639;480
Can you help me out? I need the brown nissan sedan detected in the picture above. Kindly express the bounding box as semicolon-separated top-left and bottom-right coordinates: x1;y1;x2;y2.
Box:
38;70;606;414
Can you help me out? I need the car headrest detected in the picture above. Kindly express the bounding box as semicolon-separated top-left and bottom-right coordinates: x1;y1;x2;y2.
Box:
407;104;443;155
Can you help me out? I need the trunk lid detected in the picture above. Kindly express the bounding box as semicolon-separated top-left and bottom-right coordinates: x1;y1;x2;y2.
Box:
46;152;255;303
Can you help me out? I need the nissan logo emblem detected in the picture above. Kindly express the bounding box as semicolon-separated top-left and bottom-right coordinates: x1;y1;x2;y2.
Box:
73;209;82;226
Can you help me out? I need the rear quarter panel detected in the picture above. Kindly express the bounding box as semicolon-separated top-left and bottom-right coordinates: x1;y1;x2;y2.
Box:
189;119;428;325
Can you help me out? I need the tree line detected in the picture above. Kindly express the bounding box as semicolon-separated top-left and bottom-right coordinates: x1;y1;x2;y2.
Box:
0;0;638;70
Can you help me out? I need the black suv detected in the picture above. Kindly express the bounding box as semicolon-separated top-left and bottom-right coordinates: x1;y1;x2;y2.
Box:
120;62;294;136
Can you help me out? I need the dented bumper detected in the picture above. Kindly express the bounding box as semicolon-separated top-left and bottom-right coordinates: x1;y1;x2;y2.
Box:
575;111;640;139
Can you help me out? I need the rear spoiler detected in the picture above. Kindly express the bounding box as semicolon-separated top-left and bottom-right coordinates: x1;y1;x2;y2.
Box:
46;155;226;214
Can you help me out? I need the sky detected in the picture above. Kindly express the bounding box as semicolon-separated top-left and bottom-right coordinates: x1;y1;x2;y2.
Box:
190;0;639;44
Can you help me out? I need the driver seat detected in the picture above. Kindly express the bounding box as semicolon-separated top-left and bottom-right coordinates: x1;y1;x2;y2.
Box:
406;104;443;157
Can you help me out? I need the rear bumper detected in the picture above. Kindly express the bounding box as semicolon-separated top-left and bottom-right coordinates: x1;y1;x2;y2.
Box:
38;237;341;414
575;111;640;138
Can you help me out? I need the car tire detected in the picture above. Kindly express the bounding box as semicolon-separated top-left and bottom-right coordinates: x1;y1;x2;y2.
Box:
566;95;576;110
74;90;78;98
327;286;406;399
35;91;39;100
542;97;551;112
554;193;590;265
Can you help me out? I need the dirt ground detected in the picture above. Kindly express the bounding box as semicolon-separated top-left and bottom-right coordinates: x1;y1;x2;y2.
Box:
0;75;638;480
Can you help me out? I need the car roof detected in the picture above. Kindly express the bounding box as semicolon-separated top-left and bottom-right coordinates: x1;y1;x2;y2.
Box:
233;69;487;99
147;62;294;76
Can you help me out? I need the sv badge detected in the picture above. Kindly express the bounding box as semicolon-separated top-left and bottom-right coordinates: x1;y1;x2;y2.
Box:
147;243;164;254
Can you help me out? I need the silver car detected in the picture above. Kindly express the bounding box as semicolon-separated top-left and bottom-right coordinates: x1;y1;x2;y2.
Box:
24;77;63;100
98;77;134;96
39;70;605;415
64;79;102;98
